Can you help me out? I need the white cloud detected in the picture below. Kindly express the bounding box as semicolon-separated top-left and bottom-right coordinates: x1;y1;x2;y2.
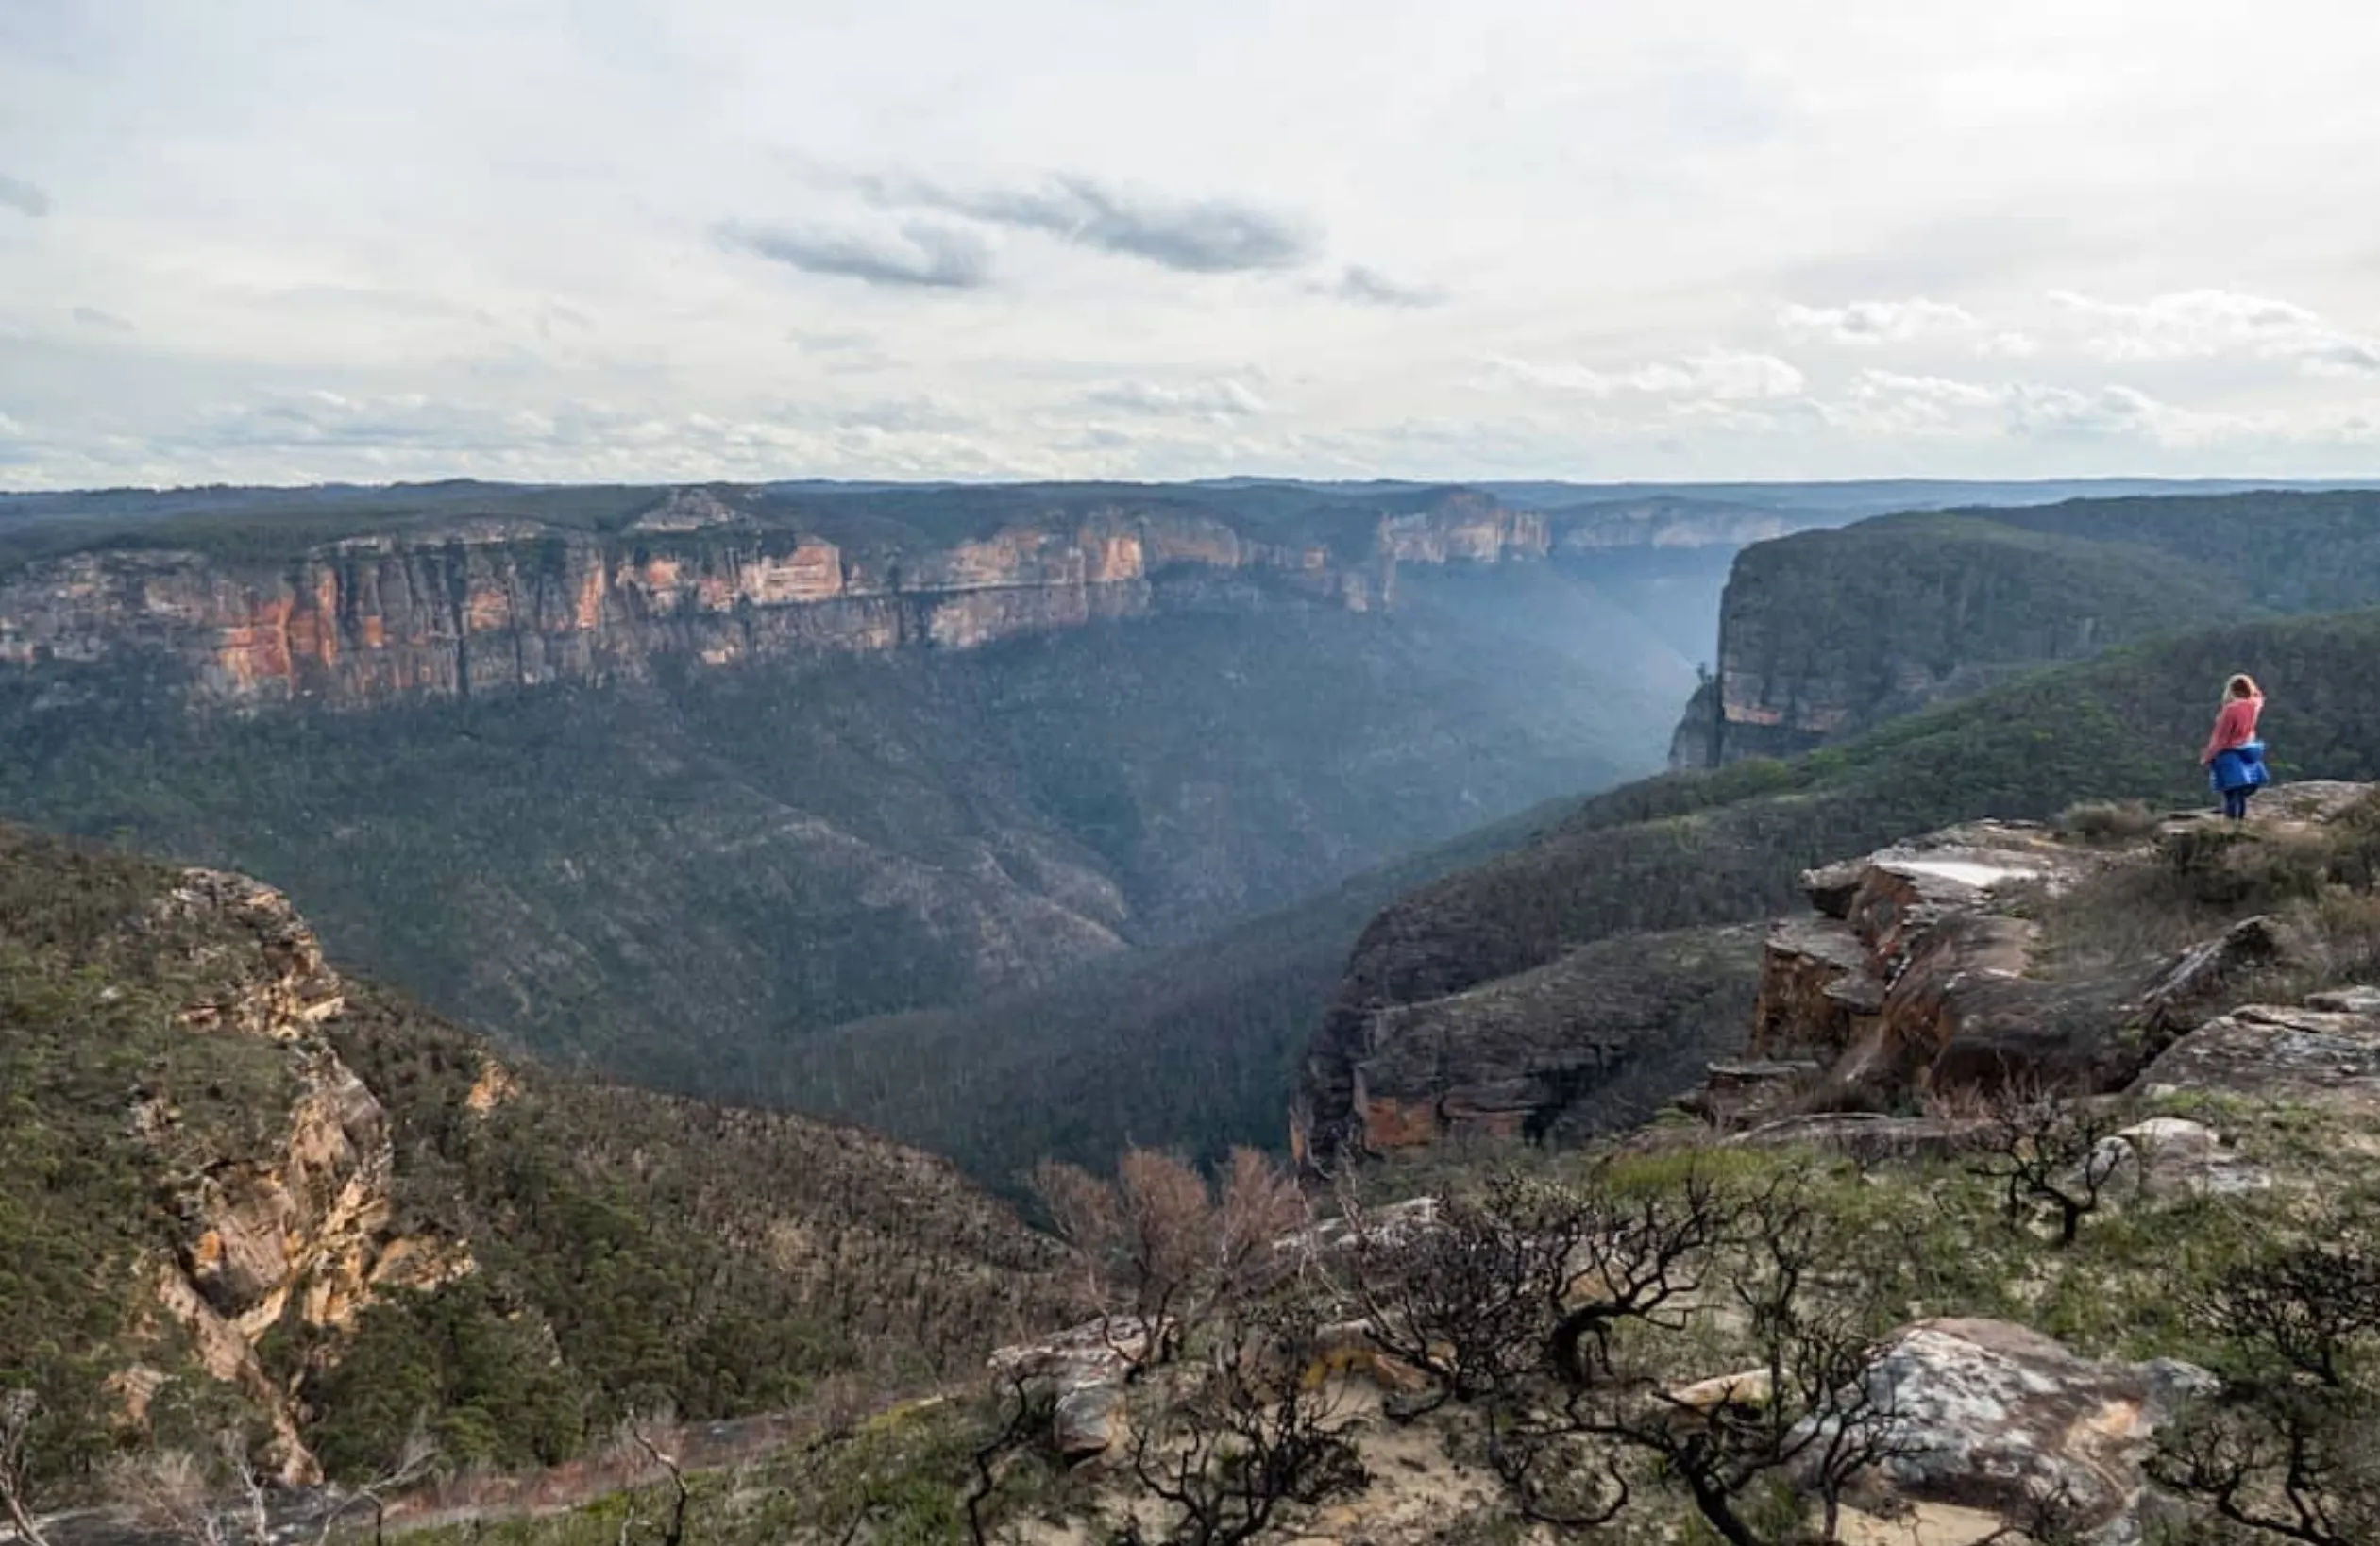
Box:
1778;297;1982;344
4;1;2380;483
1977;330;2043;359
1492;349;1806;401
2051;289;2380;376
1080;378;1270;418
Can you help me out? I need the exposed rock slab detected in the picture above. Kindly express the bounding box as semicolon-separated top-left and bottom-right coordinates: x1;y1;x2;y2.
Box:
2135;916;2283;1043
987;1317;1173;1461
1837;1318;2217;1544
2129;999;2380;1109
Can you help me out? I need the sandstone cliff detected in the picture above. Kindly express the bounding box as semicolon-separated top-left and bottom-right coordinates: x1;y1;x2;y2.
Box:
1291;926;1761;1166
1665;513;2258;769
0;488;1550;709
1664;491;2380;772
1709;780;2379;1120
115;870;471;1484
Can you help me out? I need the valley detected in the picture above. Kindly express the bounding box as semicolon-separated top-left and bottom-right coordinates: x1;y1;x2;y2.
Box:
6;477;2343;1186
8;476;2380;1546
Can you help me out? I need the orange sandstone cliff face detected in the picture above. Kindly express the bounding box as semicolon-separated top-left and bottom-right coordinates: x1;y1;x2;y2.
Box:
134;870;475;1484
0;496;1551;708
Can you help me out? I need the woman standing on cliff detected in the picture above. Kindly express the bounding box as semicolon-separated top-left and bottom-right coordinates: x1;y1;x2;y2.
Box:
2202;673;2269;821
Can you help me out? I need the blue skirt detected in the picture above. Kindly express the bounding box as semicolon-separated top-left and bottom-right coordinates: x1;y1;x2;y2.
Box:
2209;740;2270;794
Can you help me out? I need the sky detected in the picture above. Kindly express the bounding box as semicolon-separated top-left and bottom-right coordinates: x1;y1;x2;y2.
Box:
4;0;2380;489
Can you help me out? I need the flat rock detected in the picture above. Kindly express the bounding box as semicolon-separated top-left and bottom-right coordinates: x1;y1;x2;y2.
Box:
2307;984;2380;1015
988;1315;1173;1461
2128;1001;2380;1109
1726;1113;1992;1164
1833;1318;2216;1544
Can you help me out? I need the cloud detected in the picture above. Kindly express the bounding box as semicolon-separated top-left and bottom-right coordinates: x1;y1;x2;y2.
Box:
71;306;135;332
1493;348;1806;401
1777;297;1981;344
1848;369;2004;409
865;173;1312;274
2051;288;2380;375
1081;378;1269;418
716;219;992;290
787;328;873;353
1323;265;1448;309
1978;331;2042;359
0;174;47;218
1832;368;2279;449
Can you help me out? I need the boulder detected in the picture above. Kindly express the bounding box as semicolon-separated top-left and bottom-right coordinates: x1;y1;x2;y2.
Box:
2135;916;2284;1042
2083;1117;2270;1200
1831;1318;2216;1544
1052;1384;1123;1461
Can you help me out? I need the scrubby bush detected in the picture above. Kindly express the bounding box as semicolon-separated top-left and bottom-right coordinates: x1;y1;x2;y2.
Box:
2058;798;2164;845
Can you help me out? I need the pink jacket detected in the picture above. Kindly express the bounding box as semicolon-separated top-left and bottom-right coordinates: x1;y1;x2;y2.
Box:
2202;696;2262;764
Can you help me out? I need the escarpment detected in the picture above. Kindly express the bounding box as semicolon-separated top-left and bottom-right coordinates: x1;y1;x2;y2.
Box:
0;488;1552;709
1669;489;2380;770
1668;515;2253;768
1299;761;2380;1168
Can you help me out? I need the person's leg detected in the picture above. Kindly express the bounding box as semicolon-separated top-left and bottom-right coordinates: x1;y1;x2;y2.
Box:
2223;787;2247;820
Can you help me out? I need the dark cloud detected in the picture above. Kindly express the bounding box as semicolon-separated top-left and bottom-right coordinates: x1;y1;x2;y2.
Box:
71;305;134;332
867;174;1313;274
717;219;992;290
0;173;50;218
1324;265;1447;308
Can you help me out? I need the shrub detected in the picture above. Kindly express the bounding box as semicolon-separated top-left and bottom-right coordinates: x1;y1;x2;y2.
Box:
2058;798;2163;845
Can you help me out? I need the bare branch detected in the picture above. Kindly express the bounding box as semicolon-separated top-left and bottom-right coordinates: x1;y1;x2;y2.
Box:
0;1390;55;1546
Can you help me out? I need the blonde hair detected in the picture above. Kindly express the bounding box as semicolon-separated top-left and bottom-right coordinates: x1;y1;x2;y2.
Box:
2226;673;2261;700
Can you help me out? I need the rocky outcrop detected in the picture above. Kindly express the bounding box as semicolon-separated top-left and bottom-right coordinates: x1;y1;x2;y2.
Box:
987;1317;1172;1462
1833;1318;2216;1544
1745;821;2116;1102
2129;994;2380;1113
1292;926;1763;1168
130;871;473;1484
0;490;1551;709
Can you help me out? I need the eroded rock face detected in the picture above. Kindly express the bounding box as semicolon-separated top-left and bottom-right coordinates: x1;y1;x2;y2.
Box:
1835;1318;2216;1545
133;871;474;1484
1746;822;2121;1103
0;493;1551;709
1293;926;1762;1168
